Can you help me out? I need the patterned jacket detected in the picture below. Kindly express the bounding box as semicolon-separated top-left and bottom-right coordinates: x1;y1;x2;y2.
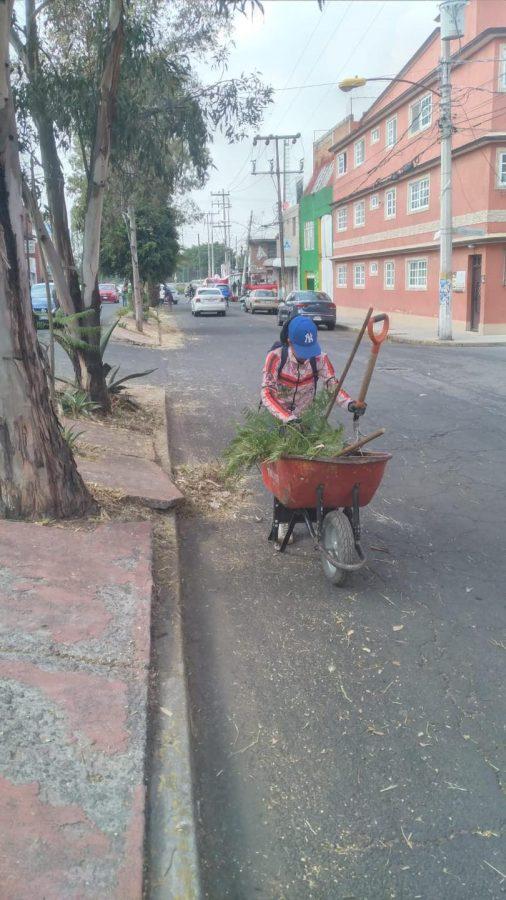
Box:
261;346;351;423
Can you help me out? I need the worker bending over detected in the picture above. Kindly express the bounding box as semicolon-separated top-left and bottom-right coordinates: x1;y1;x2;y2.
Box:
262;316;364;423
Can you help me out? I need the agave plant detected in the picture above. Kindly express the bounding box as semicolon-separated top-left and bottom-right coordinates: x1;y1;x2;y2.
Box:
106;366;157;395
59;388;101;417
61;426;85;452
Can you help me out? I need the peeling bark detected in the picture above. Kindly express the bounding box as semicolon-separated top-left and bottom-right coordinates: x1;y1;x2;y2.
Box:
0;4;94;519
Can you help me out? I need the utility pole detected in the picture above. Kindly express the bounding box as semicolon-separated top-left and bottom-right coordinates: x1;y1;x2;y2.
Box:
206;213;211;277
252;133;302;299
210;211;215;276
242;210;253;290
211;190;231;277
438;0;465;340
197;233;201;279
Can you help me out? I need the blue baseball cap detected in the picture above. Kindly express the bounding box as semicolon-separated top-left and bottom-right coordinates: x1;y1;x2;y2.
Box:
288;316;321;359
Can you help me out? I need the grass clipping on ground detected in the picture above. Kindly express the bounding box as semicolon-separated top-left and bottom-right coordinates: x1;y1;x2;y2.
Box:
223;391;345;477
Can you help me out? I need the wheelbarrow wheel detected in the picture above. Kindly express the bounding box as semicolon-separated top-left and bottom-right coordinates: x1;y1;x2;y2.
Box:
321;511;355;586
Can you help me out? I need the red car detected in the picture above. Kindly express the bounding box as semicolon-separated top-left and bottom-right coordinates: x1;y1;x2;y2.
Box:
99;282;119;303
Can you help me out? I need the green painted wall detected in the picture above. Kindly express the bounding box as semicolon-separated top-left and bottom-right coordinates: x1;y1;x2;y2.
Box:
299;185;332;290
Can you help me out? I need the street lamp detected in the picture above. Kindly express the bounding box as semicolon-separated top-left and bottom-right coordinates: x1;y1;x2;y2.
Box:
338;76;441;96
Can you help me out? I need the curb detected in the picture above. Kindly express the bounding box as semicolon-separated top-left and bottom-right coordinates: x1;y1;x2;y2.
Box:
144;391;201;899
335;323;506;348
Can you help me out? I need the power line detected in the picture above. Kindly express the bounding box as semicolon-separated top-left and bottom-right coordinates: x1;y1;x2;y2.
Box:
307;0;387;128
228;3;328;190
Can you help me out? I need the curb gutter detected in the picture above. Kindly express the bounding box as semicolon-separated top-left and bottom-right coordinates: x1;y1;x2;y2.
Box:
144;391;201;899
335;323;506;348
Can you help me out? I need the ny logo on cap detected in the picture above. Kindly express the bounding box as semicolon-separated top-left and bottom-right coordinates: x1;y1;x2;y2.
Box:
304;332;314;344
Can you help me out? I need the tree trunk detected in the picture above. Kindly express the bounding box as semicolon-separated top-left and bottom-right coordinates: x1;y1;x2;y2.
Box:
81;0;124;314
15;0;118;410
126;201;143;332
147;279;159;308
0;9;94;519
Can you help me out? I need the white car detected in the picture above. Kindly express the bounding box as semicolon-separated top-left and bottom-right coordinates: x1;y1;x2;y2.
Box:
191;287;227;317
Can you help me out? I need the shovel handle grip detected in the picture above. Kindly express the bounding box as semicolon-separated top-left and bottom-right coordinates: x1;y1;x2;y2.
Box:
367;313;389;354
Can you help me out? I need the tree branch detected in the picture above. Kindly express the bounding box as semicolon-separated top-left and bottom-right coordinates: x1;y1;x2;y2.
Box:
21;175;74;316
33;0;55;19
10;24;28;72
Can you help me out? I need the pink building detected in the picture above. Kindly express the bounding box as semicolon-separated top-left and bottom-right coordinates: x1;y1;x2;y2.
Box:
331;0;506;335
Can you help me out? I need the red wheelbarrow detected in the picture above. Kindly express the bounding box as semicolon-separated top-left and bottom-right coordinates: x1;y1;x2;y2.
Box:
261;451;391;586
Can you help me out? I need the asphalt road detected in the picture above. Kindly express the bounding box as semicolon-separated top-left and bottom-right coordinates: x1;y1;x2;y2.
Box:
51;302;506;898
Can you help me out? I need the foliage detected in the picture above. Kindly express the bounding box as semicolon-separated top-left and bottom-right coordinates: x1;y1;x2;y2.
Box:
100;198;180;284
51;309;119;369
105;366;157;395
178;241;232;281
223;392;345;476
61;426;85;452
59;389;100;417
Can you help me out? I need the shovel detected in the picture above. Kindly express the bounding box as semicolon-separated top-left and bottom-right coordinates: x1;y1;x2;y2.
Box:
324;306;373;421
353;312;389;441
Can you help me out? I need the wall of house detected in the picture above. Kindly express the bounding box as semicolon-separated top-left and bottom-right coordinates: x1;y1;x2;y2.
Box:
299;186;332;290
328;1;506;332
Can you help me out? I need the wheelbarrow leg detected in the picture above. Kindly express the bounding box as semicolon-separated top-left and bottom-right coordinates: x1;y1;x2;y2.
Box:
277;513;297;553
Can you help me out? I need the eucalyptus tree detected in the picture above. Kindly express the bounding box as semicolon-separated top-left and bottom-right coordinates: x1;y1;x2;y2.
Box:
0;1;93;518
11;0;270;402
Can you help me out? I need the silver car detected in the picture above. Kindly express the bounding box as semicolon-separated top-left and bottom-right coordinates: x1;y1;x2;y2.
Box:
245;289;279;315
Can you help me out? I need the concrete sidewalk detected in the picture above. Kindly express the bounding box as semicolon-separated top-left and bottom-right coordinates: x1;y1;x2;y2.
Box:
336;310;506;346
0;521;153;899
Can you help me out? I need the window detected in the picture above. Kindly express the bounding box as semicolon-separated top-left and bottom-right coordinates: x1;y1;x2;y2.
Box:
497;149;506;186
370;194;379;210
336;264;347;287
386;115;397;148
354;138;365;167
407;258;428;289
384;260;395;289
337;151;347;176
369;261;378;276
371;127;380;144
353;263;366;288
337;206;348;231
499;44;506;91
303;221;315;251
408;175;430;211
409;94;432;134
354;200;365;227
385;187;396;219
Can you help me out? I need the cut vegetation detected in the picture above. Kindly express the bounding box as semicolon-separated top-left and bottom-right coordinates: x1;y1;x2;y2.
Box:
223;391;345;477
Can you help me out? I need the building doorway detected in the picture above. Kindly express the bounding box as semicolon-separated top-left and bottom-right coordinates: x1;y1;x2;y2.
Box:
305;274;315;290
469;254;482;331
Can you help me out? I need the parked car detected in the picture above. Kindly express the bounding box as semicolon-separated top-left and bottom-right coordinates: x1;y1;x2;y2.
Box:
31;282;58;328
99;282;119;303
191;287;227;317
277;290;336;330
245;289;279;314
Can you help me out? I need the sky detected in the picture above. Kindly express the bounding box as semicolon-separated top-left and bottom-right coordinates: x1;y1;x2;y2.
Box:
182;0;440;252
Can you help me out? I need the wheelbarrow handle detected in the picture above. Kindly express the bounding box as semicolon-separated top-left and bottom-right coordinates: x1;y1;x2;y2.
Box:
367;313;389;353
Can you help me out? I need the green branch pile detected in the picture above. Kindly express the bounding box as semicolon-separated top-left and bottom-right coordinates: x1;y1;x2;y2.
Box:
223;392;345;476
